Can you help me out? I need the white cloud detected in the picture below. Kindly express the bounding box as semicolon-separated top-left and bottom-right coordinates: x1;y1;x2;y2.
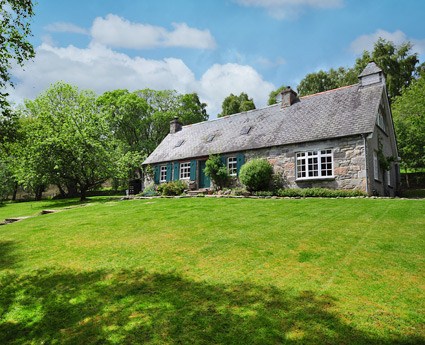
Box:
350;29;425;56
90;14;216;50
235;0;343;19
45;22;89;35
200;63;275;114
256;56;286;68
8;43;273;117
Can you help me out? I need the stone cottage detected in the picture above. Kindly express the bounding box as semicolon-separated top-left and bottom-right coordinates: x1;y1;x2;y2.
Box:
143;62;400;196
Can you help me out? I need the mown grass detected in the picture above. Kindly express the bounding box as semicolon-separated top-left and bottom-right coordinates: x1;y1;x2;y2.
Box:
0;197;424;344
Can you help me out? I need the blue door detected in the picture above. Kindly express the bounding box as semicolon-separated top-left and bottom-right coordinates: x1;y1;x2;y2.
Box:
199;160;211;188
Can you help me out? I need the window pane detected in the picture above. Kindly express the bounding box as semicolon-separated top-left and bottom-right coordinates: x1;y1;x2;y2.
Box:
297;149;333;179
180;162;191;179
227;157;237;176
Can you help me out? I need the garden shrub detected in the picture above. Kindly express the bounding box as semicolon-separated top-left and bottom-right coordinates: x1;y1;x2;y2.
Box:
231;187;249;196
239;159;273;192
253;191;274;197
140;183;158;197
157;180;187;196
204;154;229;190
276;188;366;198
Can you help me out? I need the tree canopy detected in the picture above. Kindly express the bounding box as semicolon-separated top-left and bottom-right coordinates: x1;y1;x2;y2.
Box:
392;75;425;170
297;67;357;97
267;85;287;106
20;82;118;200
0;0;35;115
218;93;255;117
296;38;420;99
98;89;208;179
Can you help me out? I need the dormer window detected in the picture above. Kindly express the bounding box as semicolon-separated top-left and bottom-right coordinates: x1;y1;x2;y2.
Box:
240;126;252;135
175;139;185;148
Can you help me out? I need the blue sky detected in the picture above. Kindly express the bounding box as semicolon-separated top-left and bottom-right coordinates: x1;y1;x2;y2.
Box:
9;0;425;117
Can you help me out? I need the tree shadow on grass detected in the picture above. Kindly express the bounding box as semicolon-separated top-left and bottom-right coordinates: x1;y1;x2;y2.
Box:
30;197;116;211
0;241;17;271
0;269;423;345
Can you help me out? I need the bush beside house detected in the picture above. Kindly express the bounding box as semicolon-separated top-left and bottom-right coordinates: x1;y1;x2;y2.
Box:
239;159;274;192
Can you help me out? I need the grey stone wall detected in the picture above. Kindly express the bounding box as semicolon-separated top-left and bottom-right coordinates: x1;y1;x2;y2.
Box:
243;135;367;192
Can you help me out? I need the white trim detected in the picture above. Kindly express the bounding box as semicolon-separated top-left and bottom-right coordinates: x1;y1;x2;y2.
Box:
160;165;167;183
179;162;191;180
296;149;334;180
373;151;379;181
227;156;237;176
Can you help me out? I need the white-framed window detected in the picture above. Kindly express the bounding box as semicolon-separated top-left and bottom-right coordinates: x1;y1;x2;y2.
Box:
387;169;391;186
227;157;237;176
160;165;167;182
296;149;333;180
373;151;379;181
377;110;386;131
180;162;191;180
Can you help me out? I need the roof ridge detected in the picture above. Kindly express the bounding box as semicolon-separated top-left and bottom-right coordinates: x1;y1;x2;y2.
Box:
299;83;358;100
182;103;280;128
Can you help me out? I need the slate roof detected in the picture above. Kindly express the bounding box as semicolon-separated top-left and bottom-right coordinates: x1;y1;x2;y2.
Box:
143;82;384;165
358;61;383;77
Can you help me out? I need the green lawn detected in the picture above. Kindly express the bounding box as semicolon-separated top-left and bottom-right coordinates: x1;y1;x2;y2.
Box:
0;197;424;344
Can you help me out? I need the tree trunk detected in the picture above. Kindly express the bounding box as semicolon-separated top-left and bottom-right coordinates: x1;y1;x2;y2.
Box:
35;185;44;201
66;182;79;198
80;188;87;201
57;184;67;198
12;182;18;201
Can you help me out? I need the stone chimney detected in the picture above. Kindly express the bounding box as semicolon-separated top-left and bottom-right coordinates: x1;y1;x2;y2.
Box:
170;117;182;134
280;87;299;108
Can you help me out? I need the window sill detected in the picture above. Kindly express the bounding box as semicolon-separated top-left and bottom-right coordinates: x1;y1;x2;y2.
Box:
296;176;335;182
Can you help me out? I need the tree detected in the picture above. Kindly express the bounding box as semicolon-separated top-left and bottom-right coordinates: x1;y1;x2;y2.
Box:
268;85;287;105
136;89;209;154
297;67;357;97
392;75;425;170
0;0;35;115
97;89;151;182
99;89;208;186
218;93;255;117
100;89;208;156
353;38;419;99
297;38;420;99
22;82;117;200
0;153;15;200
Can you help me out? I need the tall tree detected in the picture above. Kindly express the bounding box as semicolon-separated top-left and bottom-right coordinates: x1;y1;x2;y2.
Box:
297;67;357;97
136;89;208;153
0;0;35;115
99;89;208;184
218;92;255;117
22;82;117;200
353;38;419;99
297;39;419;98
100;89;208;157
392;75;425;170
97;90;151;181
